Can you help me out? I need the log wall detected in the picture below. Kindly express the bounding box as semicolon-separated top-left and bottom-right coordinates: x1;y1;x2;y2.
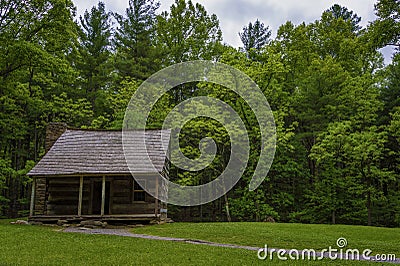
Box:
111;176;156;215
47;178;80;215
33;178;46;215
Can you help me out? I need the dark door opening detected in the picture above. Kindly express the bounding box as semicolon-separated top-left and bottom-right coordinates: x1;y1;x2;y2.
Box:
92;181;110;215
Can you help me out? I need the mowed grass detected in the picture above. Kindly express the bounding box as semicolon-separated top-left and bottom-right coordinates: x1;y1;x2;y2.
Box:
131;222;400;257
0;219;398;265
0;219;257;266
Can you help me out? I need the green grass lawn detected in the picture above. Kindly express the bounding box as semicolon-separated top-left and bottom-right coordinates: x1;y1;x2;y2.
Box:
131;222;400;257
0;219;398;265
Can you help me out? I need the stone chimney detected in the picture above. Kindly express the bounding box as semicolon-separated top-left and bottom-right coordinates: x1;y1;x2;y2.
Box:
45;122;68;153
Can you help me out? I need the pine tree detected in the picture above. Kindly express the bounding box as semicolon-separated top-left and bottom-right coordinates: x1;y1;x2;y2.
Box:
113;0;160;80
239;19;271;54
77;1;113;116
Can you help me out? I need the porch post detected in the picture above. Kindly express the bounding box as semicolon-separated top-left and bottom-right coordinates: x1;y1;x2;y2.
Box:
155;176;159;216
101;175;105;216
29;177;36;217
78;175;83;216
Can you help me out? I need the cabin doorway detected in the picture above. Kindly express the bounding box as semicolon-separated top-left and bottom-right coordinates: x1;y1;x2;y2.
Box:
91;181;110;215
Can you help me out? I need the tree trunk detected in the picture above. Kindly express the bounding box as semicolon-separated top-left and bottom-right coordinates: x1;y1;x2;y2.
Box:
224;193;231;222
367;190;372;226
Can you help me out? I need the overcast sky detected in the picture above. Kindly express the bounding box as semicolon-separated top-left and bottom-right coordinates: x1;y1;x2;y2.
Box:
74;0;395;63
73;0;378;47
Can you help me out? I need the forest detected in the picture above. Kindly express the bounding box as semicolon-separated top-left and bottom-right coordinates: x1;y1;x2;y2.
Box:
0;0;399;226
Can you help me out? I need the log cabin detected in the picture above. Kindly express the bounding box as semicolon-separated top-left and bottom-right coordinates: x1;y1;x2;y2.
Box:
28;123;170;223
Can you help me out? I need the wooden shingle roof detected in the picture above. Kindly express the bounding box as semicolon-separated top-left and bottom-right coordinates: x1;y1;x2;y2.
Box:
28;129;170;176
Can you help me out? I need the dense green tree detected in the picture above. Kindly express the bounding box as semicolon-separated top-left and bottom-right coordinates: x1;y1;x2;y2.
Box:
310;122;394;225
0;0;78;163
380;54;400;121
156;0;223;65
0;0;78;217
311;7;366;64
269;5;391;225
216;46;300;222
106;78;141;128
239;19;271;55
378;56;400;227
369;0;400;50
389;108;400;142
0;0;77;80
326;4;362;33
153;0;223;107
76;1;113;116
113;0;160;80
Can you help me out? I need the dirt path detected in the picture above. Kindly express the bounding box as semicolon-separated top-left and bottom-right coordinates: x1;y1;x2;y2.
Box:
64;227;259;251
63;227;400;264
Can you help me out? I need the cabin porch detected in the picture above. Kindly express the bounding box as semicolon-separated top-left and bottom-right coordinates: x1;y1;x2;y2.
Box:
29;175;167;222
